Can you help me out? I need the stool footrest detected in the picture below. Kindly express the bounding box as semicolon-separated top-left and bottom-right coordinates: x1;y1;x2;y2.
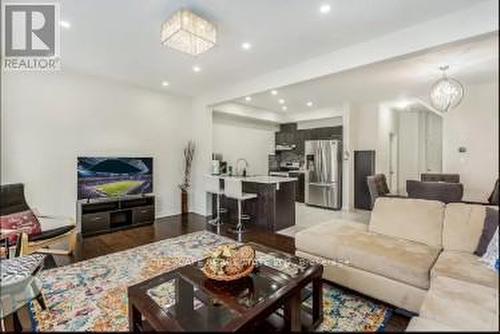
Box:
207;218;223;226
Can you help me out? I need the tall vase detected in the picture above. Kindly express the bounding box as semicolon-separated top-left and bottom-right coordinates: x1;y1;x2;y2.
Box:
181;191;189;215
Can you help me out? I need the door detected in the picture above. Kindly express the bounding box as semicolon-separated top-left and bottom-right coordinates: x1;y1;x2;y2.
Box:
388;132;399;193
424;112;443;173
354;151;376;210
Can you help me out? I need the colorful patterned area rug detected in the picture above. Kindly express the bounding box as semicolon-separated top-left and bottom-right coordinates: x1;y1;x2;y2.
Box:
31;231;392;332
304;285;392;332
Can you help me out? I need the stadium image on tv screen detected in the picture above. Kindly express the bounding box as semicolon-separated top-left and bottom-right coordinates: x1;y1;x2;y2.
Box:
77;157;153;200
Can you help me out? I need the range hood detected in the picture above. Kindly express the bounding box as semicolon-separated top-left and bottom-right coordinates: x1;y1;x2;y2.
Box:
275;144;296;151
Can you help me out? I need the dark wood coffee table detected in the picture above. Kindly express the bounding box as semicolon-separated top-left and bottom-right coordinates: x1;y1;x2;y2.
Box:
128;242;323;332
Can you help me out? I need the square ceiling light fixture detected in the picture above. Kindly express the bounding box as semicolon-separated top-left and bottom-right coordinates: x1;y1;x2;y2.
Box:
161;9;217;56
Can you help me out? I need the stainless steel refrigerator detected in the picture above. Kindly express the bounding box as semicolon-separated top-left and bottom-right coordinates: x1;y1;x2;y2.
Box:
305;140;342;209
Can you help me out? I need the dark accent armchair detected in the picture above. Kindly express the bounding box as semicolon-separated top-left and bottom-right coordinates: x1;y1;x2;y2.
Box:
488;179;499;205
367;174;401;209
0;184;77;256
406;180;464;204
421;173;460;183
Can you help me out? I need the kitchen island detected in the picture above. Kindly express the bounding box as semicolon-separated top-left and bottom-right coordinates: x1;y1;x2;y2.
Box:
210;175;297;232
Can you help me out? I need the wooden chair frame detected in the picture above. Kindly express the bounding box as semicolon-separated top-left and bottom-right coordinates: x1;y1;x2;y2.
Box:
19;223;77;256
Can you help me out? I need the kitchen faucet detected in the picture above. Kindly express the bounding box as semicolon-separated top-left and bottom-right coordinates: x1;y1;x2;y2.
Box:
236;158;249;176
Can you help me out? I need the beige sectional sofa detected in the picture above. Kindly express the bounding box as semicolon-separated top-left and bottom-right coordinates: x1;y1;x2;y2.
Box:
295;197;499;331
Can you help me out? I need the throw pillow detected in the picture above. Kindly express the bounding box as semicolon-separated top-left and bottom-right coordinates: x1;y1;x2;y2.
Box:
0;210;42;243
475;207;499;256
480;227;499;272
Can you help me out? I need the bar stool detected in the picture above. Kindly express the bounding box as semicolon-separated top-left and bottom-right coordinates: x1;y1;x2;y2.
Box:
205;176;226;229
223;178;257;239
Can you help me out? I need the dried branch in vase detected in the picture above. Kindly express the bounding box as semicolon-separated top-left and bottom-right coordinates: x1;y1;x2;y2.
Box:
179;141;195;193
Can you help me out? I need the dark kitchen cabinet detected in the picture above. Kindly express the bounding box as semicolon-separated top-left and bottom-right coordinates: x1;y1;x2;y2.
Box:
274;124;343;165
296;131;305;155
280;123;297;132
289;172;305;203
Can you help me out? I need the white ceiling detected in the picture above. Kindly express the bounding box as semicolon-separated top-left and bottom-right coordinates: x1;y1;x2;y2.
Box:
231;34;498;114
16;0;490;96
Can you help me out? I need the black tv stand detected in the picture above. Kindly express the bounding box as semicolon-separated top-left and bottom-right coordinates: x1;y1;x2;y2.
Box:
78;195;155;237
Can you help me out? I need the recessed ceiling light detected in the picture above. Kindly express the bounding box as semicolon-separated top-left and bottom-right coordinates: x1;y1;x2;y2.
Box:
192;65;202;72
319;4;331;14
245;96;252;101
271;90;278;96
278;99;285;104
306;101;313;107
241;42;252;50
282;106;288;111
162;81;170;87
59;20;71;29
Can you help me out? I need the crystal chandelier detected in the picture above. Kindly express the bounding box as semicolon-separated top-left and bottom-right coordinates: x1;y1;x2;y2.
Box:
429;65;464;112
161;10;216;56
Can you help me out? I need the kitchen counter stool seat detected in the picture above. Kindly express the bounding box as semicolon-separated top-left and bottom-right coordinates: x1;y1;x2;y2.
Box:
223;179;257;240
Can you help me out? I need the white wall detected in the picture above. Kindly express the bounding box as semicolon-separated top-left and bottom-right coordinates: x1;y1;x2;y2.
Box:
212;112;277;176
189;2;498;215
297;116;343;130
347;102;381;207
212;102;283;123
442;80;499;201
1;71;193;224
350;102;379;151
398;111;420;193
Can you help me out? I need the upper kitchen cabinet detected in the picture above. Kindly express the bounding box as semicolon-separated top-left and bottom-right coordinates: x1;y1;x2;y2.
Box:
274;123;343;155
280;123;297;132
306;126;343;140
275;131;295;146
295;131;306;154
275;123;297;146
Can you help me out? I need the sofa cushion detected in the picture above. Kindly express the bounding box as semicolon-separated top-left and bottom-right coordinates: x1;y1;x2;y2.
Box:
431;251;498;289
442;203;487;253
369;198;445;248
419;275;499;331
406;317;457;332
295;221;440;289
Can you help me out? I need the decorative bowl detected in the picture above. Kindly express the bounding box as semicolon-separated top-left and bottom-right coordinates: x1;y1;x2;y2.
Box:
202;244;255;281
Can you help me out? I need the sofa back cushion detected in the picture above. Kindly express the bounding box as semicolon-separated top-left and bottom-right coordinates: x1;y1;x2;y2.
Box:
442;203;490;253
369;197;445;248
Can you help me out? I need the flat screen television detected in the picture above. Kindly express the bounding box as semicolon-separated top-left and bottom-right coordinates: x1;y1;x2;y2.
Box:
77;157;153;200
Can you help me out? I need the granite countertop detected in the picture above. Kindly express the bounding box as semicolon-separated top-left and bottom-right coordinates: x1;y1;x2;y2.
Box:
242;175;297;183
209;175;297;184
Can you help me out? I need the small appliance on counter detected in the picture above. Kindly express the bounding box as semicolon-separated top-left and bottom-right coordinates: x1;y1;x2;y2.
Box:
219;161;228;174
211;153;222;175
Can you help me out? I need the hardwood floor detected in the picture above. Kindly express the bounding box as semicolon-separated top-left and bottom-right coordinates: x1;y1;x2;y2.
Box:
50;213;295;267
45;213;409;331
